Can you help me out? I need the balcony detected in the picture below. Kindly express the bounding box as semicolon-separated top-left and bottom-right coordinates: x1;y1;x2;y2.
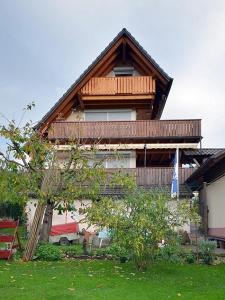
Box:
48;119;201;142
106;167;195;186
80;76;156;100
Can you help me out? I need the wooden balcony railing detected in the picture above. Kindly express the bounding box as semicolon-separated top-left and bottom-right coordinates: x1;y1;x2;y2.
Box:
106;167;195;186
80;76;156;96
48;119;201;140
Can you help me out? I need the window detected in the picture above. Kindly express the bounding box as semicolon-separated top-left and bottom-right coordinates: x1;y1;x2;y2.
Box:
85;110;132;121
85;111;107;121
88;152;131;169
113;67;134;77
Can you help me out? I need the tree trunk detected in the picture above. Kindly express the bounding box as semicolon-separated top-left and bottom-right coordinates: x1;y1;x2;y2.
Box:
39;201;54;242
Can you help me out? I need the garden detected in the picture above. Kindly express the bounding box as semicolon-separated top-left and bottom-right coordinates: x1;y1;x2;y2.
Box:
1;259;225;300
1;106;225;300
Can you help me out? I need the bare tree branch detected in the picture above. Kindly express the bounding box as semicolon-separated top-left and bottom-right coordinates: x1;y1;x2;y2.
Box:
0;150;26;169
11;140;37;172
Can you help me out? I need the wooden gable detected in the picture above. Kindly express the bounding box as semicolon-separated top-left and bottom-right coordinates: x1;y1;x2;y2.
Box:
36;28;173;133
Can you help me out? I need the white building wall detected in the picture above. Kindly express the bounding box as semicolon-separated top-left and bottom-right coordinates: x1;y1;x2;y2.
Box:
26;199;96;233
206;175;225;228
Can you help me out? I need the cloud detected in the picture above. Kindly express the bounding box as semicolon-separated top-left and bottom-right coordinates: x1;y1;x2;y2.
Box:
0;0;225;148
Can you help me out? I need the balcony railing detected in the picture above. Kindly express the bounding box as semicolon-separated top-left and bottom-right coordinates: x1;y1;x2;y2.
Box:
106;167;195;186
48;119;201;140
80;76;156;96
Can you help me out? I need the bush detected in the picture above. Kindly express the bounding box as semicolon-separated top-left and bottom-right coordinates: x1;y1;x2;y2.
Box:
158;244;183;263
0;202;24;221
36;243;62;261
185;252;196;264
199;240;217;265
94;244;128;258
85;189;191;270
106;244;128;257
60;244;82;257
94;248;108;256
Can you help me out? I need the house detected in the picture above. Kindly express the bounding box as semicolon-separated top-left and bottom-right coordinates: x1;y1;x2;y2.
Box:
31;28;205;229
186;149;225;245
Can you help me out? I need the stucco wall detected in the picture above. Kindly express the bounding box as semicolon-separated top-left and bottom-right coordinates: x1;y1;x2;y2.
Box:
26;198;191;237
206;175;225;229
26;199;96;233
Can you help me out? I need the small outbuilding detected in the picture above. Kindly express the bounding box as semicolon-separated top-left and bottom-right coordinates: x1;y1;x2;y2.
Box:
186;149;225;244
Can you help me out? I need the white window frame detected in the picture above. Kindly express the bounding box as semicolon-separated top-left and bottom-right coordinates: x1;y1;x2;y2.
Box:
84;109;135;121
90;151;131;169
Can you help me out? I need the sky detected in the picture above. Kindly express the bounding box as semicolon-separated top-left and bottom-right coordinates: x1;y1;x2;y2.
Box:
0;0;225;148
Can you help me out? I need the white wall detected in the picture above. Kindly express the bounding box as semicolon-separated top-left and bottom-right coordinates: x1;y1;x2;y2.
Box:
206;175;225;228
26;199;96;233
26;197;191;236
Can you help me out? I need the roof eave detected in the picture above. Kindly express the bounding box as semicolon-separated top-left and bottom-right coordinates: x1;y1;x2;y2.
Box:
35;28;173;131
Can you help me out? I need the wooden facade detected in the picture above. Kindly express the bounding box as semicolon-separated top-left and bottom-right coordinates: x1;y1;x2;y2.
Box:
80;76;156;98
107;167;195;186
48;119;201;142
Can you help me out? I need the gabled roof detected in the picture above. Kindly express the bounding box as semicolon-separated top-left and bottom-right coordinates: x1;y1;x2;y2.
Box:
35;28;173;132
186;149;225;189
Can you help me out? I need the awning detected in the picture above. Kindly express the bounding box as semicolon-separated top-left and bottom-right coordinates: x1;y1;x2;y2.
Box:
55;143;198;151
50;222;79;236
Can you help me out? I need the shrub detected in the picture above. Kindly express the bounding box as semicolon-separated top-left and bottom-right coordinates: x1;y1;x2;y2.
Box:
0;202;24;222
94;244;128;258
36;243;62;261
60;245;82;257
159;244;183;263
85;188;192;270
185;252;196;264
199;240;217;265
95;248;108;256
107;244;128;257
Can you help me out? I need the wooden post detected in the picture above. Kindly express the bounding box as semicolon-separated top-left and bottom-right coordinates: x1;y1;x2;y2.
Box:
202;182;208;239
23;203;46;261
23;169;57;261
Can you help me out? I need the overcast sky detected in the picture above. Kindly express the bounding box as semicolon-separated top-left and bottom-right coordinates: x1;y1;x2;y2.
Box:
0;0;225;148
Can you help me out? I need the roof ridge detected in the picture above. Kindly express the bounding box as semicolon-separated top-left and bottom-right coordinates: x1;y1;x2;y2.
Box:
35;28;172;129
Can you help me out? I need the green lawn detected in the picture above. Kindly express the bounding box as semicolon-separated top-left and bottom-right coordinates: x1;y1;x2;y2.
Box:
0;260;225;300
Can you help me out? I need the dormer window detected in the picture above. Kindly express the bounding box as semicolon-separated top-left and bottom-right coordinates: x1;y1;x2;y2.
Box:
113;66;134;77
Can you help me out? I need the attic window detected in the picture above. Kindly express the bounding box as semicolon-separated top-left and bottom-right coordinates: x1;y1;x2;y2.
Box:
113;67;134;77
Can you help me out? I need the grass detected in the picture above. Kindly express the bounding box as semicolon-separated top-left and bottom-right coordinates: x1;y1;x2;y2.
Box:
0;260;225;299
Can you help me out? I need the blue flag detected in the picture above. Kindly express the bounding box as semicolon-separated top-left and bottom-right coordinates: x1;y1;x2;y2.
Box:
171;148;179;198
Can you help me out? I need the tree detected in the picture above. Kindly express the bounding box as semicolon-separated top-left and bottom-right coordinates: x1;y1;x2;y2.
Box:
0;104;135;260
85;188;194;270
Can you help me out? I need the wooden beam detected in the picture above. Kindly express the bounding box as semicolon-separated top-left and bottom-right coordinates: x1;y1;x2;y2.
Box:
81;95;155;101
84;103;151;109
77;93;84;110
